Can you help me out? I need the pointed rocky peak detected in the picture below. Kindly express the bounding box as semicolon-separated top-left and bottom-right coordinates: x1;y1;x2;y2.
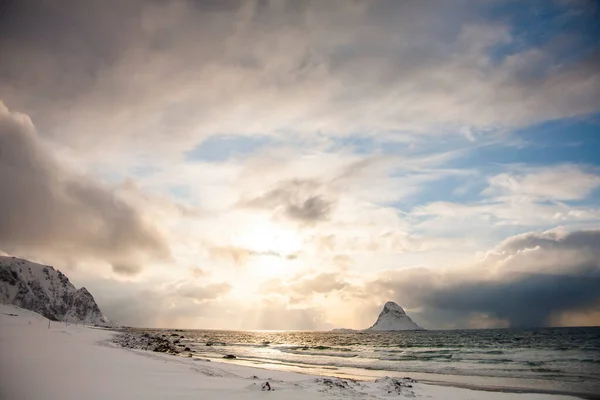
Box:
368;301;424;331
382;301;406;314
0;256;115;326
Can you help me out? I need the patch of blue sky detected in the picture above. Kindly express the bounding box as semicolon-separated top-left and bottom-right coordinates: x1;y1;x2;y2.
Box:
404;114;600;208
330;131;477;161
354;113;600;210
389;172;487;211
446;113;600;170
185;134;273;163
484;0;599;65
330;136;378;155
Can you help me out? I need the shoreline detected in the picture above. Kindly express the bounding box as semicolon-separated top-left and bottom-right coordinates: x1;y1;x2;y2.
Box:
113;330;597;399
417;380;600;400
0;305;589;400
122;325;600;397
193;354;599;400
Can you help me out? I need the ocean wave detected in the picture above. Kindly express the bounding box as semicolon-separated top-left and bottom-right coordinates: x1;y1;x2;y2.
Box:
582;359;600;364
276;347;359;358
276;345;353;352
475;359;514;364
531;368;563;374
380;354;454;361
480;350;505;355
154;326;600;389
525;361;545;366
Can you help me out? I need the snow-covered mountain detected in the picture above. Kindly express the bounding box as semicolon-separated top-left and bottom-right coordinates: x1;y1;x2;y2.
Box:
0;256;113;326
367;301;424;331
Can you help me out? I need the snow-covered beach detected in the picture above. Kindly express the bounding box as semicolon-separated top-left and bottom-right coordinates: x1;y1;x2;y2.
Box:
0;304;588;400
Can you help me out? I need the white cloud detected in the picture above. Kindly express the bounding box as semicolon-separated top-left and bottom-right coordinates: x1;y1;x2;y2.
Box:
413;165;600;233
1;1;599;330
1;0;598;164
484;165;600;201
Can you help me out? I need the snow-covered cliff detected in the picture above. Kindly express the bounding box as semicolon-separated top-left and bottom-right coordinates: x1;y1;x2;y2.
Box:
0;256;113;326
367;301;424;331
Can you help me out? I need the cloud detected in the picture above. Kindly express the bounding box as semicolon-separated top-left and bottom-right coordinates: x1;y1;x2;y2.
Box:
81;275;235;328
497;227;600;254
208;245;299;266
484;165;600;201
81;227;600;329
85;276;327;330
111;263;143;276
1;0;599;331
1;0;598;161
550;300;600;327
427;273;600;328
285;272;349;295
368;228;600;328
414;199;600;229
0;102;170;272
239;298;331;331
414;164;600;229
175;282;232;303
242;179;335;223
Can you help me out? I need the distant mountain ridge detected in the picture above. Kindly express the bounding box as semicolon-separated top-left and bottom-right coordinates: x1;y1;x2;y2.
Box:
333;301;424;332
0;255;113;326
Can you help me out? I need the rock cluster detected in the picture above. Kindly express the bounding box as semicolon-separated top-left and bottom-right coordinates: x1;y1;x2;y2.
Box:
112;332;182;354
374;377;415;396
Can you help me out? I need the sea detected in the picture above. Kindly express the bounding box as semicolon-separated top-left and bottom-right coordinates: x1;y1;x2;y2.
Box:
135;327;600;398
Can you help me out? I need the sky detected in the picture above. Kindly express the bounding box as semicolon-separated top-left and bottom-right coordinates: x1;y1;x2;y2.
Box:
1;0;599;330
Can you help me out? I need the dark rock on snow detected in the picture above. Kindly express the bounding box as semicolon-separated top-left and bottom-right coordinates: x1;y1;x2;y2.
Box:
113;332;180;354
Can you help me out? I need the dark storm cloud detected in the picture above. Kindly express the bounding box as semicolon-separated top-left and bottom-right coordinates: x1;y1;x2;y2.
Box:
0;103;170;271
368;229;600;328
426;273;600;328
243;179;335;223
500;229;600;254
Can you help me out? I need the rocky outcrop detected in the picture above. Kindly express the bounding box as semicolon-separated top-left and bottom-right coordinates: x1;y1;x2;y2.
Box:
333;301;424;332
0;256;112;326
367;301;423;331
112;332;181;354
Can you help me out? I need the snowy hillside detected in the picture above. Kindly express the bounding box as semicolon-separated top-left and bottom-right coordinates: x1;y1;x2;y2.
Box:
367;301;424;331
0;256;112;326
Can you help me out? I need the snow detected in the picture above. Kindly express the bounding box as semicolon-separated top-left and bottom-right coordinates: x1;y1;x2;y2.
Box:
368;301;424;331
0;304;580;400
0;256;113;326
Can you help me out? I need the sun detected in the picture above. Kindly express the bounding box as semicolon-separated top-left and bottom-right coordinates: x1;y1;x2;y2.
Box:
233;220;303;279
234;221;302;256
